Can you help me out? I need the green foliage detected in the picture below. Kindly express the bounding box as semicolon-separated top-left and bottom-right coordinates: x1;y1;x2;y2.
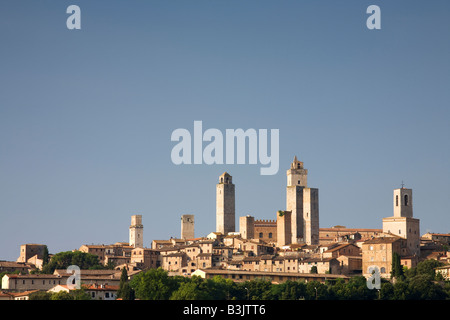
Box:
305;281;328;300
270;280;306;300
29;288;91;300
41;251;105;274
42;246;49;267
130;268;180;300
29;291;53;300
411;259;444;280
238;278;274;300
391;252;404;280
117;267;135;300
126;259;450;301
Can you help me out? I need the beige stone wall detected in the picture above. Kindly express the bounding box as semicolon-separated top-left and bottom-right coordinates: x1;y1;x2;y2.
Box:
362;238;406;278
382;217;420;256
130;248;159;269
254;220;276;243
2;275;67;291
239;216;255;240
17;244;46;263
298;260;332;274
277;211;291;247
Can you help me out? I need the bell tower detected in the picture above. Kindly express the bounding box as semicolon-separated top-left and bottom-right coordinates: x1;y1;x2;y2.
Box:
129;215;143;248
287;156;308;187
216;172;235;235
383;186;420;256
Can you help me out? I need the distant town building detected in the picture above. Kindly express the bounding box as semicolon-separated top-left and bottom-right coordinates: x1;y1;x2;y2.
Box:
181;214;195;239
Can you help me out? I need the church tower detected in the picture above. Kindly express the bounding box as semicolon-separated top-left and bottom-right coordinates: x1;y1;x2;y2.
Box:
285;157;319;245
216;172;235;235
383;187;420;256
129;215;143;248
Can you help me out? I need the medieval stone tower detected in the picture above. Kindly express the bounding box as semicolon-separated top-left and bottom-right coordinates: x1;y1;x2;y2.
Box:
216;172;235;235
239;215;255;239
382;187;420;256
129;214;143;248
285;156;319;245
181;214;195;239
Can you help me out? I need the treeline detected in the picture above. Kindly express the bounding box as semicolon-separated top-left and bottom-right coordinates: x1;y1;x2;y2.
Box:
22;250;450;300
39;250;114;274
119;259;450;300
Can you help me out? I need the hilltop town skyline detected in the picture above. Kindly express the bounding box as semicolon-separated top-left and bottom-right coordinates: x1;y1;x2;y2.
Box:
2;156;448;263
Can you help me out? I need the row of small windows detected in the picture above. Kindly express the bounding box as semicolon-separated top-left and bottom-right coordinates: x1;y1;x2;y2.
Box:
16;279;62;285
258;232;273;239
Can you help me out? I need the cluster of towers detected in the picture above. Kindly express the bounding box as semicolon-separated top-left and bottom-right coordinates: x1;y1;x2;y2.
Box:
129;155;420;256
216;156;320;246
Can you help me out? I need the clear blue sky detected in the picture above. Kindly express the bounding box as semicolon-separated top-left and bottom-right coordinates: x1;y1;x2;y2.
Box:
1;1;449;261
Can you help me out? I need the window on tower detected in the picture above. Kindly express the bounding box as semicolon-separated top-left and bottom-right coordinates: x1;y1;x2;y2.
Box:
396;195;399;206
404;195;409;206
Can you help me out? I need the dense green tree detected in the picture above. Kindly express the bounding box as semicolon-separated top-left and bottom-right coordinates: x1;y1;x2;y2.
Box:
238;278;274;300
130;267;180;300
392;279;409;300
327;278;346;300
114;263;450;301
50;291;73;300
117;267;135;300
379;281;394;300
414;259;444;279
170;276;210;300
407;274;446;300
42;246;49;267
346;276;378;300
305;281;328;300
209;276;239;300
391;252;404;280
29;291;53;300
271;280;306;300
41;251;104;274
71;288;91;300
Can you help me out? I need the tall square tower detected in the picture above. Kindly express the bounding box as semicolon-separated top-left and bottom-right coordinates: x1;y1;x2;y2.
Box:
181;214;195;239
129;214;143;248
216;172;235;235
286;156;319;245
